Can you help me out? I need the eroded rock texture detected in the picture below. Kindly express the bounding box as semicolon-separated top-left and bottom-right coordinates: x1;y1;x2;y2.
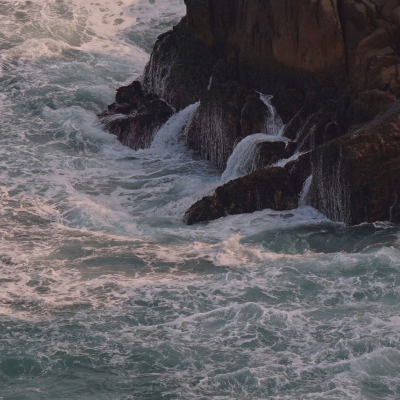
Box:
100;0;400;225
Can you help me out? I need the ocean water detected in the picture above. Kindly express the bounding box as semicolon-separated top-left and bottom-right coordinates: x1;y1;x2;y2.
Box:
1;1;400;399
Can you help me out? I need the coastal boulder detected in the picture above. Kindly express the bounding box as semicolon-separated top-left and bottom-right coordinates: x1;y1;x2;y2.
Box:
183;167;299;225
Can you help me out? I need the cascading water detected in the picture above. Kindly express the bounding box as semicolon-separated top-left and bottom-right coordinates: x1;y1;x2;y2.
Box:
221;94;287;182
151;102;200;150
2;2;400;400
300;174;313;206
273;151;305;168
221;134;289;182
258;93;285;136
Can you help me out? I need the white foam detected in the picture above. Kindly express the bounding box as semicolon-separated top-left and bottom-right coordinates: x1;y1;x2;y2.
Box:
220;95;287;183
212;233;305;268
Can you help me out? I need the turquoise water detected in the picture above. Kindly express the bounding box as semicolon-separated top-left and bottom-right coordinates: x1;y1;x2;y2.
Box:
1;1;400;399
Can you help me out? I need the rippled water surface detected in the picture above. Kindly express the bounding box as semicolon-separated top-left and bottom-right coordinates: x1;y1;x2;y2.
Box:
1;1;400;399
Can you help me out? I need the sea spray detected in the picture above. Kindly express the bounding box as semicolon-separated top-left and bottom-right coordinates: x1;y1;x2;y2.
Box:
221;94;287;182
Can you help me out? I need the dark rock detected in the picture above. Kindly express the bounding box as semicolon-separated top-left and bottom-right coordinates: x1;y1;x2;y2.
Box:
99;0;400;226
116;80;144;105
184;167;299;225
98;80;146;118
185;0;346;75
186;81;278;169
352;89;397;123
184;151;311;225
285;152;313;196
103;99;173;150
142;17;216;111
241;94;271;138
185;81;249;169
309;101;400;225
281;98;348;153
98;80;174;150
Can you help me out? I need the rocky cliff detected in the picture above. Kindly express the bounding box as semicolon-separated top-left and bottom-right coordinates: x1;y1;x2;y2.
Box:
100;0;400;226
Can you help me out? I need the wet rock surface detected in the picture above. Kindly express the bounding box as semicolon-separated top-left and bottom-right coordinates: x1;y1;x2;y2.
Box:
99;81;174;150
184;150;313;225
185;81;250;169
184;168;299;225
310;101;400;225
100;0;400;225
257;141;297;169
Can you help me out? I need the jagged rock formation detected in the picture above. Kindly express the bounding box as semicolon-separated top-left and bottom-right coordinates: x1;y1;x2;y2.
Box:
98;81;173;149
100;0;400;226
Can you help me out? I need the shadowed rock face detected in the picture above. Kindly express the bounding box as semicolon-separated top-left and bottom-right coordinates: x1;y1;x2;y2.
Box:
142;18;215;111
185;0;400;96
310;101;400;225
100;0;400;225
185;0;346;74
185;81;250;169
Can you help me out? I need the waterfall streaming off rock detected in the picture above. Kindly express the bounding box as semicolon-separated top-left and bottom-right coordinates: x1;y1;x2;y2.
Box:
151;102;200;149
258;93;285;136
221;95;287;182
310;147;352;224
300;175;313;206
221;134;289;182
1;1;400;400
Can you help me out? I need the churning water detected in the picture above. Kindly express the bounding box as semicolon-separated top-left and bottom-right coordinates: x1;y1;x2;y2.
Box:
1;1;400;399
